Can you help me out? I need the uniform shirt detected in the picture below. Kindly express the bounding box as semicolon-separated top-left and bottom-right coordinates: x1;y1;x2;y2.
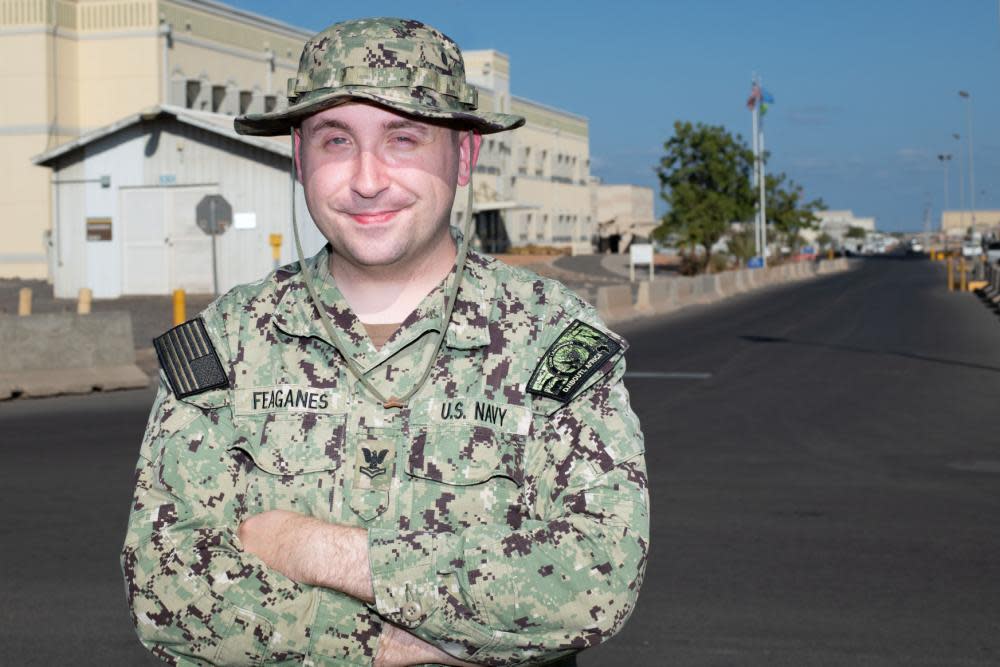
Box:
121;245;649;666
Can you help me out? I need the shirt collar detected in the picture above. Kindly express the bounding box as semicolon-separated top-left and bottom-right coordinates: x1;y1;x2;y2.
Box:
272;240;493;366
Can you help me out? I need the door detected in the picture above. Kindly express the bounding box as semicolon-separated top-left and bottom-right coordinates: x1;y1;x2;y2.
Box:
121;189;169;294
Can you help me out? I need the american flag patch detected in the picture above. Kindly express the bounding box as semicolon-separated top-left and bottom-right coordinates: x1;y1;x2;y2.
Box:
153;317;229;398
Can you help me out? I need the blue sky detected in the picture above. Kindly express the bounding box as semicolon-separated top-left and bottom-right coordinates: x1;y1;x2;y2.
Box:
228;0;1000;232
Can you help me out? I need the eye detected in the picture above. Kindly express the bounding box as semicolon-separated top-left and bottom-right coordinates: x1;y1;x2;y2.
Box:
390;134;418;146
325;135;350;147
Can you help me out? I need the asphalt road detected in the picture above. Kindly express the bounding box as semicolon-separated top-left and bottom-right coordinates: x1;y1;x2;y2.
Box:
2;256;998;666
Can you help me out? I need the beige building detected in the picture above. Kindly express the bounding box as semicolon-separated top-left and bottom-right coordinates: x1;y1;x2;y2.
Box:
593;183;656;250
940;210;1000;237
802;209;877;246
7;1;614;286
2;0;303;279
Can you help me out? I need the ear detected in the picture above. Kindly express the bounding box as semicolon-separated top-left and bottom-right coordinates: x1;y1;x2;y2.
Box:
293;128;304;184
457;130;483;187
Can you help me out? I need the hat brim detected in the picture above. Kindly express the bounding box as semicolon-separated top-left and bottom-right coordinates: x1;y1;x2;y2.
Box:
234;88;525;136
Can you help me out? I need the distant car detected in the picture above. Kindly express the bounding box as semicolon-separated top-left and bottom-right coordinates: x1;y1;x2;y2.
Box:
910;240;924;253
986;241;1000;264
962;241;982;258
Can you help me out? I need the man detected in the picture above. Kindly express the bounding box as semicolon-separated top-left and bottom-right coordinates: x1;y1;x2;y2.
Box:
122;17;648;667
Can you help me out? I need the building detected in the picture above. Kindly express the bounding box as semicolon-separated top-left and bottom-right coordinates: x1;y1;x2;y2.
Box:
940;210;1000;238
803;209;877;246
592;183;656;252
9;0;620;293
1;0;305;280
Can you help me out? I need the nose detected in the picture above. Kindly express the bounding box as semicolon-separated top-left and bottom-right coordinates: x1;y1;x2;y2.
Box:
351;149;389;199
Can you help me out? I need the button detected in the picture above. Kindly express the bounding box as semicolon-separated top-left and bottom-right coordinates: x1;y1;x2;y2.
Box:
401;601;422;622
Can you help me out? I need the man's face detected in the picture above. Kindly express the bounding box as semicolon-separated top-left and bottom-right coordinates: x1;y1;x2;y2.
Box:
295;102;480;274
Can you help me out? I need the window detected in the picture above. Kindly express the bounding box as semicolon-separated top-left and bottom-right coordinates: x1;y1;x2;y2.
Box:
211;85;226;113
239;91;253;114
185;80;201;108
264;95;278;113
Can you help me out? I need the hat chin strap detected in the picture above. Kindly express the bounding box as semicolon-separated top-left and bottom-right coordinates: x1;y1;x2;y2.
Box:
288;128;476;409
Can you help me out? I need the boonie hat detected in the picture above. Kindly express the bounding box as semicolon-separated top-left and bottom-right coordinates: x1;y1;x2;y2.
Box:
235;17;525;136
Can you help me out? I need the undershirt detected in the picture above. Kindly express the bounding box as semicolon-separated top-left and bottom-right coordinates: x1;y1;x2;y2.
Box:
361;322;402;350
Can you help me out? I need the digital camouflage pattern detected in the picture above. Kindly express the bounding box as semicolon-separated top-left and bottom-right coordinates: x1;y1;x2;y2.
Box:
235;17;525;137
122;245;648;666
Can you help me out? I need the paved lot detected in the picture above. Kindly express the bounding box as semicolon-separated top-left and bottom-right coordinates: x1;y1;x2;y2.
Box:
2;256;998;665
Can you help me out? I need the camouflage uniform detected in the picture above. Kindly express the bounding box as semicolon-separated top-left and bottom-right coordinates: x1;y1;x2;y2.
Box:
122;247;648;665
122;16;648;667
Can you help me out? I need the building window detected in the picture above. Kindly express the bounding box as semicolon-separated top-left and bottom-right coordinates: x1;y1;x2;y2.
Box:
264;95;278;112
239;91;253;114
185;80;201;108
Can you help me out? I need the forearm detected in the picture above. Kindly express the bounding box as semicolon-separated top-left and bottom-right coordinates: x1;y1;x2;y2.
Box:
375;622;478;667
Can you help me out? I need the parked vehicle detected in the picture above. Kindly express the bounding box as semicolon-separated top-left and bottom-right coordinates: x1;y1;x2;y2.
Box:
985;241;1000;264
962;241;982;258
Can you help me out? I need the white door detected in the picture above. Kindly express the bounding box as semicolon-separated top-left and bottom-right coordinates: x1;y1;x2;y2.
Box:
121;189;169;294
169;187;215;294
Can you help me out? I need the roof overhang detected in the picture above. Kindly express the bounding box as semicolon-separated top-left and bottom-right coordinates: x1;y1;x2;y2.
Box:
32;104;291;167
472;200;539;213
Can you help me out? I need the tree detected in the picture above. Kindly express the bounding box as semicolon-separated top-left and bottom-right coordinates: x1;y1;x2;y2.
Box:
655;121;755;273
765;172;826;253
846;226;867;239
816;232;834;250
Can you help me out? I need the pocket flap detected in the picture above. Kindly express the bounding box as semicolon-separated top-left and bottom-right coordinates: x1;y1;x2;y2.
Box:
232;413;345;475
407;426;523;486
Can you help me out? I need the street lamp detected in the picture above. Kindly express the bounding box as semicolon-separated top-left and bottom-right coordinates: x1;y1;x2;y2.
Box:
938;153;952;236
953;132;965;234
958;90;975;230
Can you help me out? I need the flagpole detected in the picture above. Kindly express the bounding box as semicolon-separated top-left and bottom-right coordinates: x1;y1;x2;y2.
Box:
751;92;761;259
758;95;768;268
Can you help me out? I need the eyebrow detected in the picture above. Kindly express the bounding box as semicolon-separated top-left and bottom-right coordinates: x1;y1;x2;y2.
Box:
309;117;431;134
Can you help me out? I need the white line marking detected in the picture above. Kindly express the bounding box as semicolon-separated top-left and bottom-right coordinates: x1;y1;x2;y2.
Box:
625;372;713;379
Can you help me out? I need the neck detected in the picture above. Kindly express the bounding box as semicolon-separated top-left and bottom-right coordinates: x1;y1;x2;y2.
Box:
328;234;457;325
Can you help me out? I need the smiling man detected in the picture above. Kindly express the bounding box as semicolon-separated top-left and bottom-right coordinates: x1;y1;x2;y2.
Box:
122;17;648;667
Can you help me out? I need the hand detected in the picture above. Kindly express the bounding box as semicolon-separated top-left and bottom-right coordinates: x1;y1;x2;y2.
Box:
237;509;374;601
375;622;479;667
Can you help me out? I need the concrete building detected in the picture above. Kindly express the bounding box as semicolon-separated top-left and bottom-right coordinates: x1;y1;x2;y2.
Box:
803;209;877;246
940;210;1000;238
11;0;626;294
32;104;327;298
1;0;304;279
592;183;656;251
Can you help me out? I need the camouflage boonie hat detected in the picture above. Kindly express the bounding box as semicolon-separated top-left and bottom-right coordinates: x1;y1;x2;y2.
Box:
234;17;525;136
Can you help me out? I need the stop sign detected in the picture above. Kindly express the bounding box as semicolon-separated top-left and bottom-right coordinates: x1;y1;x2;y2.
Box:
196;194;233;235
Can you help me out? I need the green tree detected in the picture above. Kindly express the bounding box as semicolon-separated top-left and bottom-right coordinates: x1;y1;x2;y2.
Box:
816;232;834;250
655;121;755;273
765;172;826;253
846;226;867;239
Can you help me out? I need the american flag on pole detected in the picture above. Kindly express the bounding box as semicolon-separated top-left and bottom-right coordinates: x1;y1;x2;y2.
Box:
746;82;761;110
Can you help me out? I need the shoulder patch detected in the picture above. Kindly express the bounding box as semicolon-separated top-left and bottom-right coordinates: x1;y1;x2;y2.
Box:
153;317;229;398
527;319;622;402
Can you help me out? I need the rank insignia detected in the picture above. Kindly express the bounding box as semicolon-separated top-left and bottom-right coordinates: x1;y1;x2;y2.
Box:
527;319;621;402
153;317;229;398
360;447;390;479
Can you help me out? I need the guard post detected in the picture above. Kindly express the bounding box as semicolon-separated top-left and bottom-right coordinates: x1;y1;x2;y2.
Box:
18;287;32;316
77;288;92;315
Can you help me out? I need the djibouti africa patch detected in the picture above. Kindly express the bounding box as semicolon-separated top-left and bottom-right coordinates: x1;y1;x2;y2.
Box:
527;319;621;402
153;318;229;399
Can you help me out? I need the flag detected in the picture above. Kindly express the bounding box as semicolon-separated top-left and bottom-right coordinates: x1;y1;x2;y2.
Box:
746;83;761;110
760;89;775;117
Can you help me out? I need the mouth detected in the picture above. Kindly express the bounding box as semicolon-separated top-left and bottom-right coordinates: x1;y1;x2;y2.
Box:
347;209;404;225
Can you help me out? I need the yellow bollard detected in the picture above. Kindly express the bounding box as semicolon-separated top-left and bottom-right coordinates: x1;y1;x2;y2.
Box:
18;287;32;316
827;248;834;260
269;233;283;270
960;257;968;292
173;289;186;326
947;257;954;291
77;288;92;315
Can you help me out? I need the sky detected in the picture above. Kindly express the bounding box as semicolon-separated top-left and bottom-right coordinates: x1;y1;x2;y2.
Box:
226;0;1000;232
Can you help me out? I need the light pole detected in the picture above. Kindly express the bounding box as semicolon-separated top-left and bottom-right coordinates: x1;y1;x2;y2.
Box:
938;153;952;220
959;90;975;230
953;133;965;237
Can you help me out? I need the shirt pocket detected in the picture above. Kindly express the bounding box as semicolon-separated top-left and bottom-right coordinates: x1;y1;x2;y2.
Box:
405;425;525;529
230;413;346;520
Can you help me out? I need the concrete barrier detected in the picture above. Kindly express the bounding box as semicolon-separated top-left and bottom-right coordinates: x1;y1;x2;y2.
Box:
647;279;679;314
596;284;636;323
717;271;738;297
0;312;149;399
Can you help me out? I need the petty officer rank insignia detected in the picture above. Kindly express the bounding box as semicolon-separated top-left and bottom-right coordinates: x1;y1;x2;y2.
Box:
527;319;622;402
153;317;229;398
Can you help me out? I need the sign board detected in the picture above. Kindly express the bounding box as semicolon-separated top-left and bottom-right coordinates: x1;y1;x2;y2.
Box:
748;256;764;268
629;243;655;282
86;217;112;242
196;194;232;236
801;246;816;255
630;243;654;265
234;212;257;230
